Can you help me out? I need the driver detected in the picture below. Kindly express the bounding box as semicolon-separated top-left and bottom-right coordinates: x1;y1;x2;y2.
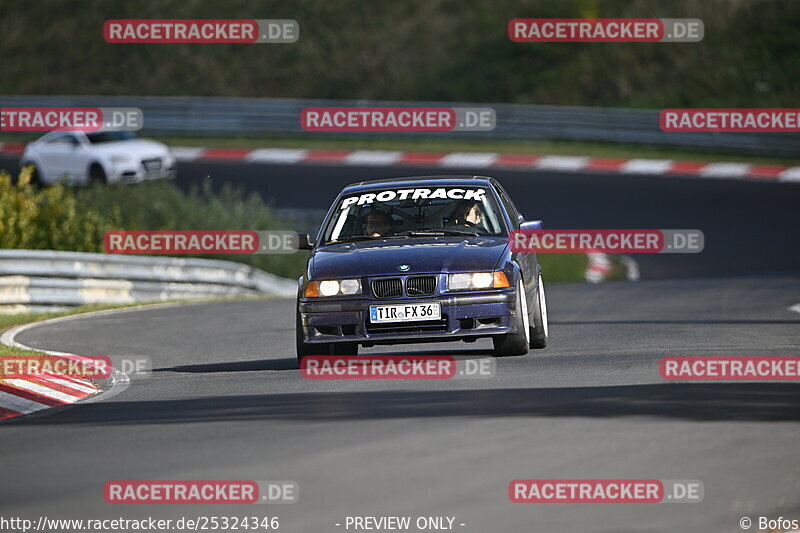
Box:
450;200;483;228
365;209;392;237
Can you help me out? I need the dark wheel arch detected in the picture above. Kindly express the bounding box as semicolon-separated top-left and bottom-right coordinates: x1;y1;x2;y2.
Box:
89;162;107;185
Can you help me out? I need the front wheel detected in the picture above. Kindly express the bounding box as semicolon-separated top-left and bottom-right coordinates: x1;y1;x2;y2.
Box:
296;309;322;365
529;274;548;349
89;163;107;186
296;309;358;365
492;278;530;357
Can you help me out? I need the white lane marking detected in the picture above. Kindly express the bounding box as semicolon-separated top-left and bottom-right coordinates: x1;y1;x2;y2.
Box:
0;391;50;414
40;369;98;389
46;378;98;395
621;159;674;174
699;162;751;177
345;150;403;166
245;148;308;164
169;147;205;161
534;155;590;171
439;152;499;168
778;167;800;182
789;303;800;314
4;379;80;403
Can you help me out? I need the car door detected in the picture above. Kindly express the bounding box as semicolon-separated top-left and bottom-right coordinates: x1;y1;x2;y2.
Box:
494;181;537;304
38;133;84;183
61;133;93;182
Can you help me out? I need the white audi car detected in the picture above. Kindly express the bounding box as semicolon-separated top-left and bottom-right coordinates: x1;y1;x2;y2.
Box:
20;130;177;186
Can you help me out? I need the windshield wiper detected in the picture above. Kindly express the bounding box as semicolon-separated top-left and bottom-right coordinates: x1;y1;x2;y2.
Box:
396;228;481;237
325;234;407;244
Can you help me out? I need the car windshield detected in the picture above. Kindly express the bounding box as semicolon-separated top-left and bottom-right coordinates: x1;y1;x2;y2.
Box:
85;131;137;144
322;186;507;244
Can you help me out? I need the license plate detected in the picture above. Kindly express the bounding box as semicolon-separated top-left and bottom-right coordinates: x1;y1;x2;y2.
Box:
369;303;440;323
143;159;162;171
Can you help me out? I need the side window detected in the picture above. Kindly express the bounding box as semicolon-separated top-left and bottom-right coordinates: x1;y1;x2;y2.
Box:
494;184;522;230
47;133;79;146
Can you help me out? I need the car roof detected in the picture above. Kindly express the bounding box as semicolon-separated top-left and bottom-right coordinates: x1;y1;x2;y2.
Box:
341;175;494;194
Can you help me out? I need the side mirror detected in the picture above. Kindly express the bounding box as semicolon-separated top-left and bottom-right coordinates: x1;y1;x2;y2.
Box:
297;233;314;250
520;220;543;231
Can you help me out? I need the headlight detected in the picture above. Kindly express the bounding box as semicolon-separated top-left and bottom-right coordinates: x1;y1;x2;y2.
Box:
448;271;511;290
110;155;131;163
304;279;362;297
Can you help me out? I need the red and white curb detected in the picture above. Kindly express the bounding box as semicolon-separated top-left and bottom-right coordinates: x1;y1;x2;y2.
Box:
0;310;133;422
2;142;799;182
168;147;800;182
0;367;99;421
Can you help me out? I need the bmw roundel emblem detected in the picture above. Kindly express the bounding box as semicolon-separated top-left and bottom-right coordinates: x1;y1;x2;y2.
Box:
398;264;411;272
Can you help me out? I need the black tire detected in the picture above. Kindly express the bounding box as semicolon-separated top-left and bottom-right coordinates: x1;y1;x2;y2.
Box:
89;163;107;186
296;309;325;364
296;309;358;365
29;165;42;187
331;342;358;356
529;273;548;349
492;278;530;356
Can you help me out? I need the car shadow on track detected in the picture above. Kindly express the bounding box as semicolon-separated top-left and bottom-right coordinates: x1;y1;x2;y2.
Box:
152;349;497;374
11;383;800;426
154;358;298;373
550;320;800;325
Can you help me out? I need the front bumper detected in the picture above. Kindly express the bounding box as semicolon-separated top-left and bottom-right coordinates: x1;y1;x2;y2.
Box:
112;161;177;184
299;290;519;345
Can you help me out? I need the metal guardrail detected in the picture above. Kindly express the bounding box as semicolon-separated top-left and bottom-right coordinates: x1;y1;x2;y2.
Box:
2;95;798;156
0;249;296;313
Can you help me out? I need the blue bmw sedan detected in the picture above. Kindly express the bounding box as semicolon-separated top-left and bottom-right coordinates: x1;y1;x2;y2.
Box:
296;176;548;361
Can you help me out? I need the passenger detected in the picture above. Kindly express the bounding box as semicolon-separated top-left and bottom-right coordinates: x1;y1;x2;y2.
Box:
365;210;392;237
450;200;483;228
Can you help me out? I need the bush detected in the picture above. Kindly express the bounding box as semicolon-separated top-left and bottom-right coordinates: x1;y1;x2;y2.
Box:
75;179;307;279
0;168;119;251
0;170;306;279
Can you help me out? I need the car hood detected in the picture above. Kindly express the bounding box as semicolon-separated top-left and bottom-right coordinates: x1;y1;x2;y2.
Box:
311;236;509;279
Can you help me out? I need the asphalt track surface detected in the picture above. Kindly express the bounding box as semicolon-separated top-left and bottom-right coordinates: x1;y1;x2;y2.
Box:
174;161;800;278
2;153;800;277
2;276;800;532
